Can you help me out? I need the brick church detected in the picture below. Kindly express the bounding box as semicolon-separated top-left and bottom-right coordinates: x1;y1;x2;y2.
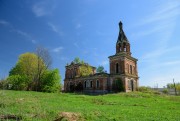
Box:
64;21;139;93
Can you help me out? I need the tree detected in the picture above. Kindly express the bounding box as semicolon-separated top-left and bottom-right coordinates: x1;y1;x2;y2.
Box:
96;65;104;73
7;75;28;90
73;57;81;64
79;65;93;77
41;69;61;93
0;78;9;90
167;83;180;88
8;51;61;93
35;46;52;91
167;82;180;95
9;53;40;90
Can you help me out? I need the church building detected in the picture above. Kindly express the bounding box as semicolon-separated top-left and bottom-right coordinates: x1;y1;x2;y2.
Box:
64;21;139;93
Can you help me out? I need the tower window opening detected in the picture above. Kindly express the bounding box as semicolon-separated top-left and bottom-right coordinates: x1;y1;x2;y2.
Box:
116;63;119;73
119;44;122;51
130;65;132;74
123;43;126;51
126;63;129;73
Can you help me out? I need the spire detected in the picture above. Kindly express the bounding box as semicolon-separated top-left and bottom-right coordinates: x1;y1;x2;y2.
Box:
119;21;123;31
117;21;129;43
116;21;131;55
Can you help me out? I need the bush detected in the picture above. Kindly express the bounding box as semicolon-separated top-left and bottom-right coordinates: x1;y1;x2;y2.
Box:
162;89;168;94
138;86;151;92
138;86;161;95
0;79;9;89
7;75;28;90
41;69;61;93
176;85;180;95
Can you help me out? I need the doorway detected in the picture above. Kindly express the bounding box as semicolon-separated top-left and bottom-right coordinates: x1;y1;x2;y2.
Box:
131;80;134;91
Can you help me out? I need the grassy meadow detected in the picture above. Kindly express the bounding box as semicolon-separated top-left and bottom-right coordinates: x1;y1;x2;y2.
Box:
0;90;180;121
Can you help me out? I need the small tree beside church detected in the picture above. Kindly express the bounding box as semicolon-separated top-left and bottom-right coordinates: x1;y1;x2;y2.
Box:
96;65;105;73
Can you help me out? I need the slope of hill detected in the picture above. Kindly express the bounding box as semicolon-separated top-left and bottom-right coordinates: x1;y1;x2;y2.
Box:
0;90;180;120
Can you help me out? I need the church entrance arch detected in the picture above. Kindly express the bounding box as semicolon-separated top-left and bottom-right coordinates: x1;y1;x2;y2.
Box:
131;80;134;91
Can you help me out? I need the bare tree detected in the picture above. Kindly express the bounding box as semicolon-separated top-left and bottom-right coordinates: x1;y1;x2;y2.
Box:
35;46;52;91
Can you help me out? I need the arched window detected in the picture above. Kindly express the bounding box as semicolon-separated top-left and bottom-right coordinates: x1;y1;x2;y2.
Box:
90;81;93;88
71;70;73;78
126;63;129;73
84;81;86;88
128;80;131;89
131;80;134;91
116;63;119;73
119;44;122;51
96;80;99;88
130;65;132;74
123;43;126;51
74;70;76;76
133;66;136;75
66;82;69;91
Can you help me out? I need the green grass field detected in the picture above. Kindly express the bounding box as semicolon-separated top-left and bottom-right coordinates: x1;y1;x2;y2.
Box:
0;90;180;121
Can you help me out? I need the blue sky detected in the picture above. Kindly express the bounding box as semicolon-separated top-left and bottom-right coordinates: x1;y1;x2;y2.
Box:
0;0;180;87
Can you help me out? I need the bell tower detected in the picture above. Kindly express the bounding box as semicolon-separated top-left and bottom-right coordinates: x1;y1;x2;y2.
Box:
109;21;139;92
116;21;131;55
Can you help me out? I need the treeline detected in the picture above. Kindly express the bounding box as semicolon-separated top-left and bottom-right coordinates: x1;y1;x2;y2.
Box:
167;83;180;89
0;47;61;93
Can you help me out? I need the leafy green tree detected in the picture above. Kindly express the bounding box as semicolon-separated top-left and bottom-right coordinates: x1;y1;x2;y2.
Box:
0;78;9;89
9;53;41;90
8;51;61;93
96;65;104;73
7;75;28;90
41;69;61;92
35;47;52;91
74;57;81;64
80;60;85;64
167;83;180;88
79;65;93;77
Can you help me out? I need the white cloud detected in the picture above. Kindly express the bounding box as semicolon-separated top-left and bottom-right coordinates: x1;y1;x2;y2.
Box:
141;47;174;60
48;22;64;36
138;1;180;26
0;20;9;26
161;60;180;66
32;0;56;17
137;1;180;60
140;69;180;88
32;5;47;17
31;40;37;44
52;46;64;53
134;1;179;40
135;1;180;88
14;30;38;44
0;20;37;44
101;60;108;66
16;30;29;37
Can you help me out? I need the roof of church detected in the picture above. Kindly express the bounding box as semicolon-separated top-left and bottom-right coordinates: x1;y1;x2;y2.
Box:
117;21;129;43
